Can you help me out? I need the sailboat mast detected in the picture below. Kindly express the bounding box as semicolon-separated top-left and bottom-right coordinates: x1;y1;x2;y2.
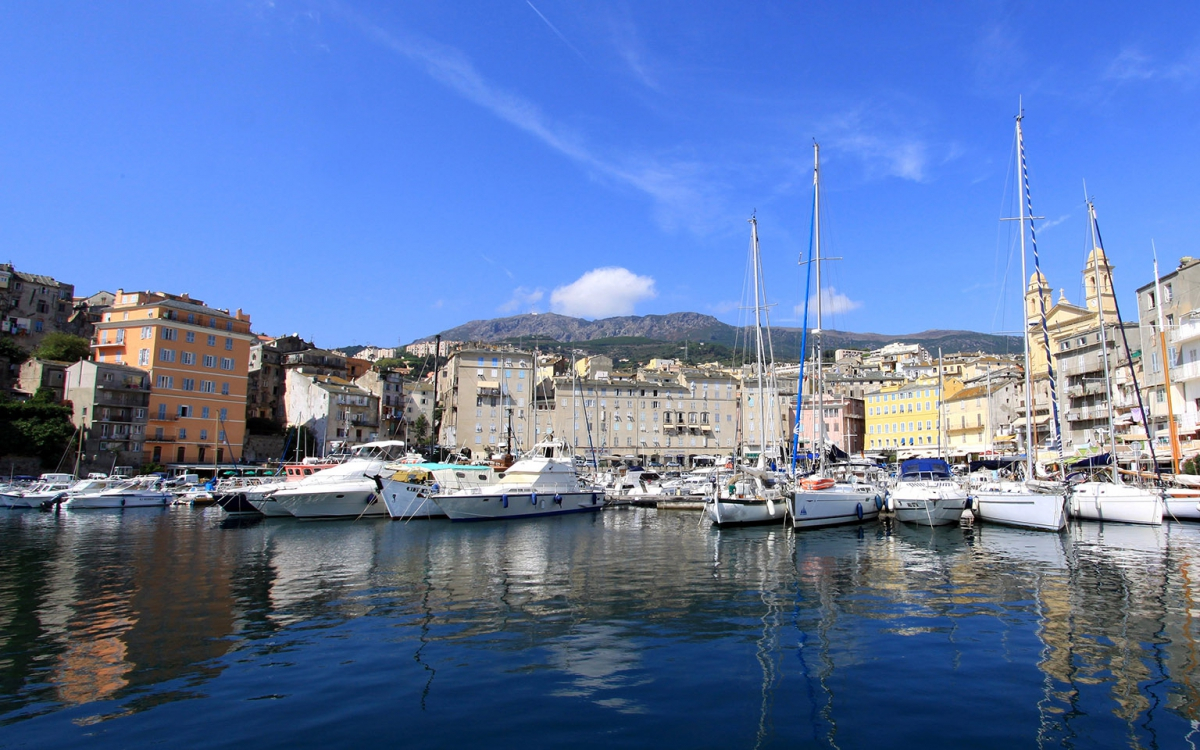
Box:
813;142;827;457
1085;195;1119;481
1153;250;1181;474
1015;113;1035;482
750;216;768;465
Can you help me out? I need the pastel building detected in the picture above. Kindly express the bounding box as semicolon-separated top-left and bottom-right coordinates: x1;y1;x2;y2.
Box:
863;376;963;454
90;290;254;466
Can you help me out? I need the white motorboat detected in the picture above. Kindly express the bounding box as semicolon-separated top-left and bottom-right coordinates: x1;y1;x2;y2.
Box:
63;477;173;509
269;441;411;519
432;440;602;521
1068;481;1164;525
974;480;1066;532
891;459;970;527
3;473;76;508
245;482;294;517
380;463;495;520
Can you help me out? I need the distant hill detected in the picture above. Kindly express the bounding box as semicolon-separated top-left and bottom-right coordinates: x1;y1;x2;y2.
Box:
420;313;1022;361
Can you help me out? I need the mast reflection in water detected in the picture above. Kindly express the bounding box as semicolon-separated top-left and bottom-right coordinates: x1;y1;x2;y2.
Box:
1;507;1200;748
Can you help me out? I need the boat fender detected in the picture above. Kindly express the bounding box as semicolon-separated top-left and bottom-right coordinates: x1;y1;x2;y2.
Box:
501;494;509;508
874;495;882;511
591;493;598;505
554;494;562;505
856;502;863;520
531;492;538;506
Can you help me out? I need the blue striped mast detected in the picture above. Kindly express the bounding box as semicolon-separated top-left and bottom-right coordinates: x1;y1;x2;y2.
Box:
1016;107;1064;474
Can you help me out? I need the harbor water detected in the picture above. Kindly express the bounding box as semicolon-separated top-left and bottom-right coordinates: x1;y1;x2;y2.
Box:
2;507;1200;748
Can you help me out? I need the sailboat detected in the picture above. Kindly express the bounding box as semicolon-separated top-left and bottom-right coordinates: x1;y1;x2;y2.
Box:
787;142;884;530
1066;196;1164;525
705;215;789;526
973;107;1068;532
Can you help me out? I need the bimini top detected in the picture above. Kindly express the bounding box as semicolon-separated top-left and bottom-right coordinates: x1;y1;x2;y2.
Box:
899;458;952;479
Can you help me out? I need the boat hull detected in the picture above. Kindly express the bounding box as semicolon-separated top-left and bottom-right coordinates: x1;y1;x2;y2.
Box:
64;492;172;509
216;491;262;517
975;486;1065;531
705;497;785;526
271;483;388;519
246;496;293;517
1068;482;1163;525
892;482;969;527
434;491;603;521
1165;491;1200;521
790;486;882;529
382;482;446;520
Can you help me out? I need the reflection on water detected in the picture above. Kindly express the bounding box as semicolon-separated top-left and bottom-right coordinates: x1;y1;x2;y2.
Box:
1;507;1200;748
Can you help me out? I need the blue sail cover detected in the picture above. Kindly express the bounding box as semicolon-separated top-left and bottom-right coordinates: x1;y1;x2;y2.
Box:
899;458;952;478
1068;453;1112;469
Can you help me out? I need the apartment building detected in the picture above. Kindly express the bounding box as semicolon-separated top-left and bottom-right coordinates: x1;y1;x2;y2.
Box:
64;360;151;472
0;264;75;348
438;348;537;455
284;370;380;453
1136;255;1200;459
863;376;963;453
90;289;254;466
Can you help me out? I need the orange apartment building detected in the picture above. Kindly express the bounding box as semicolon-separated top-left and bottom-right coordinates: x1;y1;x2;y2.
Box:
90;289;254;467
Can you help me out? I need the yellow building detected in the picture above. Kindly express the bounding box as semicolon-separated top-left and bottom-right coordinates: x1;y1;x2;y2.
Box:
91;289;254;466
864;376;963;453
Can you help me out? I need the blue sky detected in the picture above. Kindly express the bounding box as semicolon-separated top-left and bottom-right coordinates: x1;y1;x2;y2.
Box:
4;2;1199;349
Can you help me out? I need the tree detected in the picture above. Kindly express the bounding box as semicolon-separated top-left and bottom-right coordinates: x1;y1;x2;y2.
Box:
33;333;91;363
0;336;29;365
412;413;429;444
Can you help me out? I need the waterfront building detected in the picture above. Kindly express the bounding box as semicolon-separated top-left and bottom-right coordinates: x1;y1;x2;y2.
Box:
284;369;380;453
0;264;75;349
863;376;963;455
942;375;1023;456
353;366;406;438
90;289;254;467
1136;256;1200;460
795;394;866;455
401;380;435;441
437;347;537;457
406;339;461;357
64;359;151;473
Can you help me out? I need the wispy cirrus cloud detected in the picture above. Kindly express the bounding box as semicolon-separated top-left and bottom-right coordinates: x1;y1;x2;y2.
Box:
1103;45;1200;86
1037;214;1070;232
819;106;933;182
499;286;545;314
525;1;586;61
334;6;722;233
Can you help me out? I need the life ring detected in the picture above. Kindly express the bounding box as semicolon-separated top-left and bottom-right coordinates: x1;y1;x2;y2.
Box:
502;494;509;508
856;502;864;520
801;477;835;491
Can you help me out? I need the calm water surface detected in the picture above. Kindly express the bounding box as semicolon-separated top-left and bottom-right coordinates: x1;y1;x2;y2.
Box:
1;506;1199;749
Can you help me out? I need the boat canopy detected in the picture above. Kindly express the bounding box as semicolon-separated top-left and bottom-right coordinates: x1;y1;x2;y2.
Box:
968;456;1025;472
1068;453;1112;469
899;458;952;479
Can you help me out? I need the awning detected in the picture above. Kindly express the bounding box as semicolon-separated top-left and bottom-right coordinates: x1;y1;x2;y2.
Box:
477;381;500;389
701;425;713;432
1011;415;1051;427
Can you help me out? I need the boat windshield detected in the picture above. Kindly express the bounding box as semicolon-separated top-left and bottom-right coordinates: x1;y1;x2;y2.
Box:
899;459;952;480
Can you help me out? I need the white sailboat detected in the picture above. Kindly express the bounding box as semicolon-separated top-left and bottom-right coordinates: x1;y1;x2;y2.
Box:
705;215;788;526
974;107;1067;532
788;142;883;530
1066;196;1163;525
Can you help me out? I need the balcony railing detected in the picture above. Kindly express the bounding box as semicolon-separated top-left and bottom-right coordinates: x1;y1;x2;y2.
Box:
1171;360;1200;383
1171;320;1200;345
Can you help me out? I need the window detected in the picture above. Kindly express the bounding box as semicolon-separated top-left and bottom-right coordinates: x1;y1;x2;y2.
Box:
201;406;210;419
181;351;195;365
141;326;153;339
178;428;187;440
162;327;177;341
138;349;150;365
185;331;195;343
200;429;208;441
160;349;175;362
157;403;167;419
200;380;215;393
156;375;174;388
207;335;216;346
221;382;229;395
178;405;191;417
203;355;216;368
182;378;195;391
225;337;233;351
219;408;227;420
115;329;125;343
220;358;234;370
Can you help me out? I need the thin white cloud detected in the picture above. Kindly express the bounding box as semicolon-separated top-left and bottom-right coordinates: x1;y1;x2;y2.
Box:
550;267;656;318
525;1;586;61
499;286;545;314
1106;48;1156;81
820;108;930;182
1104;45;1200;86
794;287;861;318
1036;214;1070;232
335;6;720;233
605;12;659;90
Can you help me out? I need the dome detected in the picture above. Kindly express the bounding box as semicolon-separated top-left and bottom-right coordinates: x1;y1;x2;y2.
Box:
1027;269;1049;290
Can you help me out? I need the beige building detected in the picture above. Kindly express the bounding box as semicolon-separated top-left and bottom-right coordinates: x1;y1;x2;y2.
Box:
284;370;380;454
64;360;151;473
437;348;537;456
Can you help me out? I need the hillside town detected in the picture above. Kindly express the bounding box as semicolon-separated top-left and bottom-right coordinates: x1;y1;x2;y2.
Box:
4;247;1198;477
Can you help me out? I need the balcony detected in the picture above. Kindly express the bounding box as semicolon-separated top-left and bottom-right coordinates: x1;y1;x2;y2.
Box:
1171;319;1200;345
1171;360;1200;383
145;435;177;443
